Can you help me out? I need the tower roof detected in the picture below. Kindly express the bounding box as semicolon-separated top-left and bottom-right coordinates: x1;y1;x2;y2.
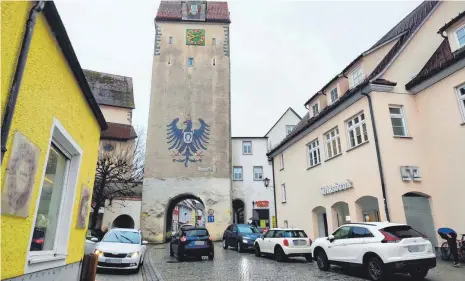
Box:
155;1;231;23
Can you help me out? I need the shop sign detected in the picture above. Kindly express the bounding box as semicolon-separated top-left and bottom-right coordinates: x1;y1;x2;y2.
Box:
320;180;353;196
272;216;277;228
256;200;269;207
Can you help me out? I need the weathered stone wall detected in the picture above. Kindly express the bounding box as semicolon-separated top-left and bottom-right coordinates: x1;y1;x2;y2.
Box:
142;20;232;242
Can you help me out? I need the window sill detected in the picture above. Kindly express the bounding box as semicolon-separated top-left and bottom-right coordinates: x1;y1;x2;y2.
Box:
393;136;413;139
307;162;321;170
280;168;284;171
324;153;343;162
346;140;369;152
253;179;264;181
28;254;66;265
233;179;243;181
461;122;465;126
243;153;252;155
281;201;287;204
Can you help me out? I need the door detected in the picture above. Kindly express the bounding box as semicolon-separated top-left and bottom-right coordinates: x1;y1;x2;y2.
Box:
260;230;275;253
345;226;376;264
224;225;232;245
228;225;238;246
327;226;350;262
402;194;437;246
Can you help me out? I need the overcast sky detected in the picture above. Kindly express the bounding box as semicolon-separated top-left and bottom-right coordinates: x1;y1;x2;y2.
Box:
56;0;421;137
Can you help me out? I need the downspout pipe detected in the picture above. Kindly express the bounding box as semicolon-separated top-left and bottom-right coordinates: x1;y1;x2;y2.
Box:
270;157;278;227
361;91;391;221
1;1;45;164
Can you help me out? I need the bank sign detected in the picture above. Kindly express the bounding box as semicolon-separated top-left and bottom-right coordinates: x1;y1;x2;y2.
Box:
320;180;353;195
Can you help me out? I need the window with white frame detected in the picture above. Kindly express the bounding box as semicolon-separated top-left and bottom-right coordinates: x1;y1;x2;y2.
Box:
279;153;284;170
311;102;319;117
233;166;243;181
242;141;252;155
281;183;287;203
188;57;194;67
457;84;465;122
253;166;263;181
307;138;321;168
389;105;408;137
285;125;295;135
27;118;82;272
456;25;465;48
330;87;339;104
325;127;342;158
351;66;364;87
346;112;368;148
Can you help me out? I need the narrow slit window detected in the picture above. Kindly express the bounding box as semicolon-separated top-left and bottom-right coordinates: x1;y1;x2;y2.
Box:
169;36;173;45
212;38;216;46
188;57;194;67
213;58;216;66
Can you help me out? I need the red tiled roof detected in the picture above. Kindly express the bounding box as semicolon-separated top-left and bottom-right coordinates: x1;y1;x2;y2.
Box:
155;1;230;23
101;122;137;141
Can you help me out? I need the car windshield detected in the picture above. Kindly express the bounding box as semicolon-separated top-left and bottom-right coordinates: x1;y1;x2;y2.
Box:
102;230;140;244
382;226;424;239
185;229;209;237
237;225;261;234
283;230;307;238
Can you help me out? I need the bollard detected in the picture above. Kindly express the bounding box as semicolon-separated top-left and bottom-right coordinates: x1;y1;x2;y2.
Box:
80;254;98;281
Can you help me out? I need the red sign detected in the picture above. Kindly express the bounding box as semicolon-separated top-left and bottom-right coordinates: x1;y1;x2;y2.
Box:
256;200;269;208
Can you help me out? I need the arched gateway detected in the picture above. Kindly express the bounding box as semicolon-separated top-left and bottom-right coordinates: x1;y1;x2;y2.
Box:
141;1;232;242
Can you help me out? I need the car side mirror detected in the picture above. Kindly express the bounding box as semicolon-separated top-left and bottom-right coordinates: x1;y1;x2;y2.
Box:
142;240;148;245
327;235;335;242
91;237;99;242
261;235;264;239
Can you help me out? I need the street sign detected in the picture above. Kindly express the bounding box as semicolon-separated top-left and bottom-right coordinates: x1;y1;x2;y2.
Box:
208;215;214;222
207;209;214;215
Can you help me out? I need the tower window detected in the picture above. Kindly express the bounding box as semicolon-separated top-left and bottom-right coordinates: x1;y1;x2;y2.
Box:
213;58;216;66
168;57;171;65
212;38;216;46
188;57;194;67
169;36;173;45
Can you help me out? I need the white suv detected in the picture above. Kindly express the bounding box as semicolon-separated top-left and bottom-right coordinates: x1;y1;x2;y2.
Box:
254;228;313;262
311;222;436;281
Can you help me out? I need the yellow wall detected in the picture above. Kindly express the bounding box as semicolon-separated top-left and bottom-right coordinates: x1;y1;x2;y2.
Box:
1;2;101;279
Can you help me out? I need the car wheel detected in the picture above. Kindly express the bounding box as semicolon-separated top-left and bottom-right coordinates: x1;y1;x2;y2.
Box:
366;257;387;281
169;245;174;257
304;254;313;262
139;255;144;266
410;267;429;280
274;246;286;262
316;250;330;271
222;239;228;249
254;244;261;257
237;241;243;253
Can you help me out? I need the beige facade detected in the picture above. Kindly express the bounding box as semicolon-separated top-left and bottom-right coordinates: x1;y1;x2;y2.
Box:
268;1;465;247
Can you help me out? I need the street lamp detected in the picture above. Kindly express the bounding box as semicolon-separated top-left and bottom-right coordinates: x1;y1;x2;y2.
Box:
264;177;270;188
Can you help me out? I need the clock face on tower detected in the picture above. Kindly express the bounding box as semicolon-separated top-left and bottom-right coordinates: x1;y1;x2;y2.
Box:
186;29;205;46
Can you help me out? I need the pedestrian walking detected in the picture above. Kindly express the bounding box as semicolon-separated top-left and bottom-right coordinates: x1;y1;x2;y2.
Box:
447;232;461;267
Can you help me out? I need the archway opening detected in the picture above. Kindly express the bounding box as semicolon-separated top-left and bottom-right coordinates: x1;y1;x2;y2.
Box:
165;193;205;242
402;192;437;246
331;201;350;229
355;196;380;222
111;214;135;229
232;199;245;224
312;206;328;238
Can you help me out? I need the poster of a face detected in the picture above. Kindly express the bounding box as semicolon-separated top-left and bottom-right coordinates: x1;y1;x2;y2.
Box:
76;185;90;229
1;131;40;217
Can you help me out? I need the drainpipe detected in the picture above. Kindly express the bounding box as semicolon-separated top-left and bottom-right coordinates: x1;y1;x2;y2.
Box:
361;91;391;221
1;1;45;164
270;158;278;227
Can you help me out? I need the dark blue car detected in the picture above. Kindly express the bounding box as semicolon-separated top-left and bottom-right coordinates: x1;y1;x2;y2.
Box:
222;224;262;252
170;227;214;261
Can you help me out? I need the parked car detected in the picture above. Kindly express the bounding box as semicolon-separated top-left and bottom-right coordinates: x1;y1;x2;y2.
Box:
254;228;313;262
222;224;262;252
311;222;436;281
94;228;148;273
170;226;214;261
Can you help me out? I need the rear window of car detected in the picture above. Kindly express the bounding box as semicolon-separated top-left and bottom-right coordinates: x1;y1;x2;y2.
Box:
382;226;424;238
284;230;307;238
185;229;209;237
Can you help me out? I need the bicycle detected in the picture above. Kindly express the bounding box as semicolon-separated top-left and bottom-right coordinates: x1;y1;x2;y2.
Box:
440;233;465;262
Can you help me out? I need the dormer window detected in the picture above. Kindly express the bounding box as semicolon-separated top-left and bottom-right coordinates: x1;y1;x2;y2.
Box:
311;102;320;117
329;87;339;104
455;24;465;48
351;66;364;87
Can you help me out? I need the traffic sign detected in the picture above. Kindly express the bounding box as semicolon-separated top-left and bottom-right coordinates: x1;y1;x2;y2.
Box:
208;215;214;223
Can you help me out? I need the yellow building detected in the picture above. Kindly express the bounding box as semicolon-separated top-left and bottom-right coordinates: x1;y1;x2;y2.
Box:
1;1;107;280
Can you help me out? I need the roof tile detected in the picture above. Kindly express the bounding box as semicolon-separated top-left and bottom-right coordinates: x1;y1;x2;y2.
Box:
84;70;135;109
101;122;138;141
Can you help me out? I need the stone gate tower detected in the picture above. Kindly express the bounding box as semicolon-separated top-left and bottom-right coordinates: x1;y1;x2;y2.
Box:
142;1;232;242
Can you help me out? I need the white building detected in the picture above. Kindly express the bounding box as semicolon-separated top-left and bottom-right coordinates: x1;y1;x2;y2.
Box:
231;108;301;228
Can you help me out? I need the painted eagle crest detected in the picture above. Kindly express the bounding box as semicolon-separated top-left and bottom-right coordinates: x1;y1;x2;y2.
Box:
166;118;210;167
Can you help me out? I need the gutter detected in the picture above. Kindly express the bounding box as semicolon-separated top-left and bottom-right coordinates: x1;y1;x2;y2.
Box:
271;158;278;228
361;91;391;221
1;1;45;164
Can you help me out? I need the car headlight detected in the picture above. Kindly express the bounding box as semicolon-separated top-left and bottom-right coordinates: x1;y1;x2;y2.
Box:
94;249;103;256
242;236;250;240
127;251;139;258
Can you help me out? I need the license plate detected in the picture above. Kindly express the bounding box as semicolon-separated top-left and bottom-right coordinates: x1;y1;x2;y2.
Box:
194;241;205;245
105;258;122;263
293;240;306;246
408;245;420;252
201;256;209;260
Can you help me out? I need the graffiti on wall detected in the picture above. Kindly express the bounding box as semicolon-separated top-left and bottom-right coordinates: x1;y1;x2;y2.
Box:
166;117;210;167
